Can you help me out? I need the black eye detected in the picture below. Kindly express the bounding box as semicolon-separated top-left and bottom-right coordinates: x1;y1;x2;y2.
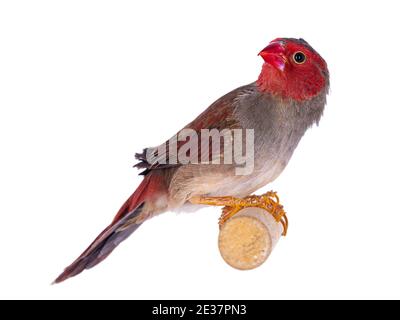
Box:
293;51;306;64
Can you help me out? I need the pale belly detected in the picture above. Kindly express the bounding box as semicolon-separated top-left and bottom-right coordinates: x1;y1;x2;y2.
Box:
205;155;288;198
167;150;291;213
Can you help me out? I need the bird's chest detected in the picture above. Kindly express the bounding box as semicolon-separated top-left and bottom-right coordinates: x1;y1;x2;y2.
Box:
257;128;299;180
228;125;302;197
225;95;307;195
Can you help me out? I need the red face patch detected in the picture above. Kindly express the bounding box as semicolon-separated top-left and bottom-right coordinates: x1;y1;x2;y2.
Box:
257;38;329;101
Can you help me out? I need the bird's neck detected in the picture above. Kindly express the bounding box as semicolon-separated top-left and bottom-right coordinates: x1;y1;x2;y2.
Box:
253;80;327;132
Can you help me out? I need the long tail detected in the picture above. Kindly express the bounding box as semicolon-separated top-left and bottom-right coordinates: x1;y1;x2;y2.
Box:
54;173;165;284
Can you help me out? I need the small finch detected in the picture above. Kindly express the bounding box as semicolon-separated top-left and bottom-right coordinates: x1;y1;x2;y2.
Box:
55;38;329;283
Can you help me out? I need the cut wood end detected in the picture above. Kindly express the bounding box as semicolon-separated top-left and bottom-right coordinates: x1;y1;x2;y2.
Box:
218;207;282;270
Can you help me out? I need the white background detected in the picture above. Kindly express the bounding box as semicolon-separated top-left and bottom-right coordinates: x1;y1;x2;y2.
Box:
1;0;399;299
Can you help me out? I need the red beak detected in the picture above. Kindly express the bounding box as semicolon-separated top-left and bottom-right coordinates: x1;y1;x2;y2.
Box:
259;41;287;71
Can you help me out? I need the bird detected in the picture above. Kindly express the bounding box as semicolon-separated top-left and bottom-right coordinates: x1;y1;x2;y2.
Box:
54;37;329;283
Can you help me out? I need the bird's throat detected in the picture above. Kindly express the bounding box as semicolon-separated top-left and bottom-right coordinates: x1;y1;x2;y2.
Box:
256;63;325;101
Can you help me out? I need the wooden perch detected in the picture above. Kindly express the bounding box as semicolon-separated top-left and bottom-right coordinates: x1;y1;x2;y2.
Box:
218;207;283;270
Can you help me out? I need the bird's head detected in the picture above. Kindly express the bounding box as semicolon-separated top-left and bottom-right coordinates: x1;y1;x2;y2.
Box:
257;38;329;101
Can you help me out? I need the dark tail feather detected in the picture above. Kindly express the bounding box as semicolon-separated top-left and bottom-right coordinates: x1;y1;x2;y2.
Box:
53;173;165;284
53;203;145;284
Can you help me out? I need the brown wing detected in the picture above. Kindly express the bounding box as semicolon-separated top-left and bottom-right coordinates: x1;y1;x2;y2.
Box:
134;84;256;175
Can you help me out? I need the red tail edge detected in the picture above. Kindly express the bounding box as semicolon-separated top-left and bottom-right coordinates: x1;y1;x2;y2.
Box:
53;174;160;284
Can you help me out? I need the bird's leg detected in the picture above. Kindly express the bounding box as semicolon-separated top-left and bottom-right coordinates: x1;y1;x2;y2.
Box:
189;191;288;235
